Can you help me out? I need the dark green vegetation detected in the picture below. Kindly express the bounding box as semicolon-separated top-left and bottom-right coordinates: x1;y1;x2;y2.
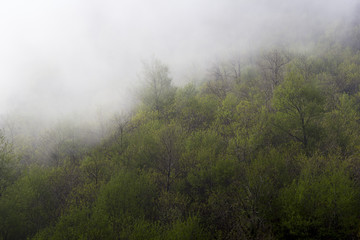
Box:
2;22;360;240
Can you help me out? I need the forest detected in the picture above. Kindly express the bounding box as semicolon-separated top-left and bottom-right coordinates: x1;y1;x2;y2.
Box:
1;9;360;240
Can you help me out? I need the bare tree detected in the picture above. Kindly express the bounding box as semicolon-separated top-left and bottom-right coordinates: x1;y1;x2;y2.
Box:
205;56;243;100
258;49;291;92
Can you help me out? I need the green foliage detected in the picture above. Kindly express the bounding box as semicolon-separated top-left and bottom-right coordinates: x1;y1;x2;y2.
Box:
175;84;218;131
323;93;360;155
226;97;267;162
46;207;94;240
166;216;212;240
182;129;225;171
94;170;157;237
0;167;68;239
273;70;325;152
279;155;360;239
80;151;113;185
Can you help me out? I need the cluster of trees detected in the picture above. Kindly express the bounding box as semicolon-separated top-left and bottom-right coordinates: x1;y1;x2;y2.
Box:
1;21;360;239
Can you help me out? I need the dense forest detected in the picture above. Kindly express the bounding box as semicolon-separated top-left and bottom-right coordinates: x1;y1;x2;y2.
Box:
1;14;360;240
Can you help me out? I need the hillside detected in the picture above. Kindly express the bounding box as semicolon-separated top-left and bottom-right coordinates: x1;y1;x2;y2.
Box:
1;17;360;240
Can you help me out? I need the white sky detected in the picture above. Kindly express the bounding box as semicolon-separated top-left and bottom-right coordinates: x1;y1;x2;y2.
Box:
0;0;357;121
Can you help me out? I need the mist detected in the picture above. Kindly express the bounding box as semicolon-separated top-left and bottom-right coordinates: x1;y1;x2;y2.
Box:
0;0;358;124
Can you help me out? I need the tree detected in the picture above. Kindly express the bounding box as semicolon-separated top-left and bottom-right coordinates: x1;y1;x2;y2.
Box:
155;124;185;192
322;94;360;156
204;57;243;100
215;93;267;162
0;131;18;196
37;121;87;167
166;216;212;240
258;49;291;101
140;58;176;118
174;83;218;132
336;51;360;95
279;155;360;239
93;170;157;238
273;70;324;153
0;167;70;239
80;151;111;185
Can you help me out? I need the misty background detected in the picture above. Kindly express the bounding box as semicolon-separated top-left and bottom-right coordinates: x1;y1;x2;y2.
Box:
0;0;358;127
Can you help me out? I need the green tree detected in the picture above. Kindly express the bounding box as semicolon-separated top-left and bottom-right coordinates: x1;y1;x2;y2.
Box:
93;170;157;238
273;70;324;153
0;167;69;240
166;216;212;240
322;94;360;156
174;84;217;131
279;155;360;239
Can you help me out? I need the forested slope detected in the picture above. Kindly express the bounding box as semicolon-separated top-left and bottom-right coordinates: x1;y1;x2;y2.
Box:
1;21;360;240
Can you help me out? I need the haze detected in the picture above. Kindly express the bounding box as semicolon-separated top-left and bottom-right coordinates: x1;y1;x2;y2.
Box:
0;0;357;123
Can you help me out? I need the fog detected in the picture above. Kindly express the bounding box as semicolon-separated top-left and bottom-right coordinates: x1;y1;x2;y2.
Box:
0;0;358;124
